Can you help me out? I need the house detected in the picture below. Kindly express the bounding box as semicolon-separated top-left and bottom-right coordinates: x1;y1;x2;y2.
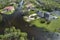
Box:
25;2;35;11
48;15;54;21
37;11;58;21
37;11;44;18
44;12;58;21
2;6;15;13
44;12;51;20
1;6;15;14
4;6;15;12
26;3;34;8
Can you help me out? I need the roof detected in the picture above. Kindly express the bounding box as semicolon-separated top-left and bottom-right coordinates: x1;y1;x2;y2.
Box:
37;11;44;17
4;6;15;11
45;12;51;15
26;3;34;8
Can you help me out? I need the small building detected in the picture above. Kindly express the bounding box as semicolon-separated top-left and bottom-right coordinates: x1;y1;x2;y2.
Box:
44;12;51;21
4;6;15;12
26;3;34;8
36;11;58;21
37;11;44;18
44;12;58;21
25;2;35;11
1;6;15;14
48;15;54;21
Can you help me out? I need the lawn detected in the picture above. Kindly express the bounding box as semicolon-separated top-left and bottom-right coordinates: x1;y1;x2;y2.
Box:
30;16;60;32
48;18;60;32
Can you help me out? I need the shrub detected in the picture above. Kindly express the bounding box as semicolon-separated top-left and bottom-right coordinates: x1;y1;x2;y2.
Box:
40;18;45;23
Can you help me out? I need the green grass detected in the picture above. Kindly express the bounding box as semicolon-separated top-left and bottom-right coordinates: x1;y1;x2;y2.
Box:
48;18;60;32
30;17;60;32
31;19;47;27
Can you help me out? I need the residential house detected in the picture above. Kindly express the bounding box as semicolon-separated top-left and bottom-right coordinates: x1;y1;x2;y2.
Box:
37;11;44;18
44;12;51;20
37;11;58;21
4;6;15;12
44;12;58;21
1;6;15;13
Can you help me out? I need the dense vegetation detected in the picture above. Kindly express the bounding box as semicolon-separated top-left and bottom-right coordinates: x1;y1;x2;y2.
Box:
0;27;28;40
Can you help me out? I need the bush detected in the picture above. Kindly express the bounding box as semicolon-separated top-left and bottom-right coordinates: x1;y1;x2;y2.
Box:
46;21;51;24
40;18;45;23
